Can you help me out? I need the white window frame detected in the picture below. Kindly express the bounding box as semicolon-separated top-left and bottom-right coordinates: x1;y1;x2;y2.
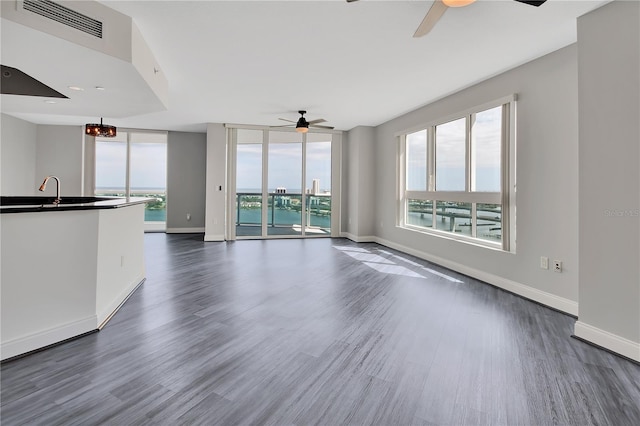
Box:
397;95;516;252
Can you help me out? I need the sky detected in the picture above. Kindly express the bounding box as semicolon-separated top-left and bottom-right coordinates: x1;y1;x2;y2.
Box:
95;141;167;190
95;132;331;194
236;140;331;193
407;105;501;192
95;112;498;195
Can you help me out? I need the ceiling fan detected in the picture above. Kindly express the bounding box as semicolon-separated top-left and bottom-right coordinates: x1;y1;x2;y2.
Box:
272;111;334;133
347;0;547;38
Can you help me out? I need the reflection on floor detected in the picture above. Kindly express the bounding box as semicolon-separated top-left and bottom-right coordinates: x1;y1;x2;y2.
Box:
333;245;463;283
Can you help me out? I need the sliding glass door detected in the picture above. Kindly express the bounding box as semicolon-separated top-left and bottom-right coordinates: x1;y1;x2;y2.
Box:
232;128;337;239
305;133;332;234
267;131;302;236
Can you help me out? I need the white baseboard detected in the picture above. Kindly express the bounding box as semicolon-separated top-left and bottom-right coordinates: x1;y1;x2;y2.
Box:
166;227;205;234
96;276;145;328
144;223;166;233
374;237;579;316
574;321;640;362
204;234;225;242
1;316;97;361
340;232;377;243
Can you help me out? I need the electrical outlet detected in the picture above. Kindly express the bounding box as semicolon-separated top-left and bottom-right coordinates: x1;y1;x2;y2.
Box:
186;213;191;221
540;256;549;270
553;260;562;273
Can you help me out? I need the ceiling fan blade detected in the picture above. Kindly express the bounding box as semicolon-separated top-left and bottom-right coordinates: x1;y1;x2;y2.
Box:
270;124;295;128
307;118;327;125
346;0;360;2
310;124;334;130
413;0;449;38
513;0;547;6
278;118;296;123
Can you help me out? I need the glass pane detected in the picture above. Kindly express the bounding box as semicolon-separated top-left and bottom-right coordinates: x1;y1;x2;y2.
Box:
130;141;167;222
268;134;302;236
306;195;331;234
476;203;502;243
236;194;262;237
407;130;427;191
267;194;303;236
472;106;502;192
407;199;433;228
95;140;126;197
236;143;263;237
435;201;472;236
306;138;331;235
436;118;466;191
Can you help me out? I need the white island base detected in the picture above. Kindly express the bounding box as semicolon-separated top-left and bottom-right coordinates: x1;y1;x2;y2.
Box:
1;203;146;360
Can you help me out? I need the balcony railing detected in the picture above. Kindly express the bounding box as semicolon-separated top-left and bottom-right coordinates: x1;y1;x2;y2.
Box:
236;192;331;236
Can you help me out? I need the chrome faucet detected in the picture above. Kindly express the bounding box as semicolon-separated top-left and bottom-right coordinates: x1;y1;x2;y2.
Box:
39;176;61;204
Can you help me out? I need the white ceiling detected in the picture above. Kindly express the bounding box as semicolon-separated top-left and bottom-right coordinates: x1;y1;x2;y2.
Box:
1;0;609;133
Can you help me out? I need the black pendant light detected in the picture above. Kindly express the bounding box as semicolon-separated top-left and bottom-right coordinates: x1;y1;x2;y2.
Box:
85;117;116;137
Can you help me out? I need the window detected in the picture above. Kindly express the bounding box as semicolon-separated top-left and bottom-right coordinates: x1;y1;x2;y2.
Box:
399;96;514;250
95;130;168;231
436;117;466;191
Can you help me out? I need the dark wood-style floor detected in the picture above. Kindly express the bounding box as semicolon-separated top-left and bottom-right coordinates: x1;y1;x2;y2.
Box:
2;234;639;425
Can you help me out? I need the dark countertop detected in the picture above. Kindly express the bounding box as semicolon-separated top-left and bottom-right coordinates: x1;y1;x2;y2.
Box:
0;196;153;214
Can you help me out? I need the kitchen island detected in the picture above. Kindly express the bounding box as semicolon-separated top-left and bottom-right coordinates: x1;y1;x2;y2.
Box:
1;196;150;360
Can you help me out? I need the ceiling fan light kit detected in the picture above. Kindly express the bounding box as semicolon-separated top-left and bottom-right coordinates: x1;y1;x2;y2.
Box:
296;125;309;133
348;0;547;38
295;111;310;133
442;0;476;7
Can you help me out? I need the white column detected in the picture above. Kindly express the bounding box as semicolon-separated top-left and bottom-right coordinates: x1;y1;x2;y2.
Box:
204;123;227;241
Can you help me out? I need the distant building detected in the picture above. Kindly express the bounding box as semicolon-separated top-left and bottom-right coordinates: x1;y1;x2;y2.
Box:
312;179;320;195
276;187;286;194
275;196;290;208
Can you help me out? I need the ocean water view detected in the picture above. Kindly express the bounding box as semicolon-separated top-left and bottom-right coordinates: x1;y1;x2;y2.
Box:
95;187;166;222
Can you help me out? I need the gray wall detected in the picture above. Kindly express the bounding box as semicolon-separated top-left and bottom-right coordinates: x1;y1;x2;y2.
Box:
166;131;207;231
371;44;580;311
1;114;37;195
35;124;84;196
576;0;640;352
344;126;376;238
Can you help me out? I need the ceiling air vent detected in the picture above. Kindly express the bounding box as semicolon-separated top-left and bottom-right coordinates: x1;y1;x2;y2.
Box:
22;0;103;39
